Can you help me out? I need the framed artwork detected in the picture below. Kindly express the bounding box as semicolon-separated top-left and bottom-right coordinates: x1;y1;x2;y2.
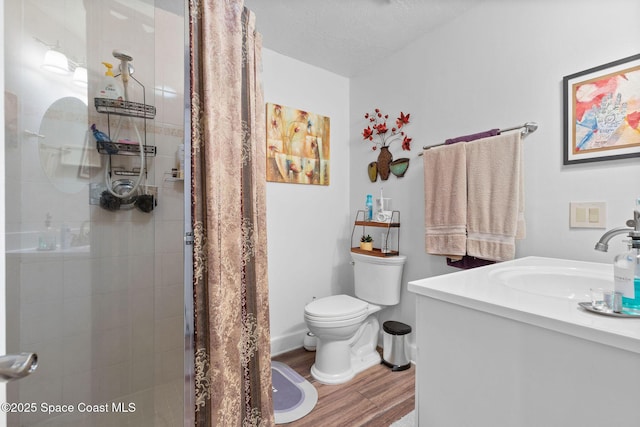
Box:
266;103;330;185
563;53;640;164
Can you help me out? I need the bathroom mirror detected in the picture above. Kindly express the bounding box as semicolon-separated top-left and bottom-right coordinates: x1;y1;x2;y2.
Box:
38;97;99;193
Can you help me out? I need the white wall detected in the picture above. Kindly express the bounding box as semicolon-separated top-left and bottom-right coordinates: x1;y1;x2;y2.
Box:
350;0;640;349
262;49;351;355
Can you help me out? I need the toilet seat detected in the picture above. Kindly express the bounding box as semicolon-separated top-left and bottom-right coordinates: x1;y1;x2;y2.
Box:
304;295;369;322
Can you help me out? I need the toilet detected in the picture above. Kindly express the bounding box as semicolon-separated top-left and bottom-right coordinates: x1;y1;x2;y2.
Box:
304;252;407;384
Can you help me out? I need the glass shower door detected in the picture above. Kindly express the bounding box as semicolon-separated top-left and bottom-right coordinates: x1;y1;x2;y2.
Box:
3;0;187;425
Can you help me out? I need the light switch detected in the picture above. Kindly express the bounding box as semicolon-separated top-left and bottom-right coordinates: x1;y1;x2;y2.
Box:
570;202;606;228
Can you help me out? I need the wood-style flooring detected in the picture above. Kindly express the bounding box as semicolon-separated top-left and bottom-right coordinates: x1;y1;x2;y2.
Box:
272;347;414;426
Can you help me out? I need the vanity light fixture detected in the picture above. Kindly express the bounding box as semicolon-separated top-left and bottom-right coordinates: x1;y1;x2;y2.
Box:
36;38;87;87
72;66;88;87
41;48;70;74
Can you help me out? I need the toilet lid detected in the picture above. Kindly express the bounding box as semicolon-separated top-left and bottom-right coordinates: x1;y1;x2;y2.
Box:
305;295;368;320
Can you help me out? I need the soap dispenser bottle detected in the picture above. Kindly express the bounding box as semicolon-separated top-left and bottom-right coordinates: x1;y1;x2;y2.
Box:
613;241;634;304
614;238;640;314
619;200;640;313
96;62;123;101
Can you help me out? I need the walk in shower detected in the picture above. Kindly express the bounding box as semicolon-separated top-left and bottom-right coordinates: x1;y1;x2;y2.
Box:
3;0;189;425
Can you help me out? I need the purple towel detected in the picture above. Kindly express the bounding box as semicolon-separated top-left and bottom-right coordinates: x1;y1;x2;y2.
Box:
447;256;495;270
444;128;500;145
443;128;501;269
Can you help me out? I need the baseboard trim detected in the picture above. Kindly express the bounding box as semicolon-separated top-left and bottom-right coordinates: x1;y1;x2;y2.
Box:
271;328;307;357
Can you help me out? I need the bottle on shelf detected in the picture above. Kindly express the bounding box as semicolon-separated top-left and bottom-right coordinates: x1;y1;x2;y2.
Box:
95;62;123;101
365;194;373;221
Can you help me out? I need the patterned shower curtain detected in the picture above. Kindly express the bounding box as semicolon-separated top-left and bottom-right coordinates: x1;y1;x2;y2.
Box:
188;0;274;425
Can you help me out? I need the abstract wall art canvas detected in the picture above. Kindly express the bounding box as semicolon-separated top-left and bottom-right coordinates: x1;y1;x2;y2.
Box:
563;53;640;164
266;103;330;185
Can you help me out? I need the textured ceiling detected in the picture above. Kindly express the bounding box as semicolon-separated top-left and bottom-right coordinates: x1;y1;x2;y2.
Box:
244;0;480;77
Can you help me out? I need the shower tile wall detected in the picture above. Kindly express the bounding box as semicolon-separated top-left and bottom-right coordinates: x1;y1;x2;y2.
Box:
4;1;185;426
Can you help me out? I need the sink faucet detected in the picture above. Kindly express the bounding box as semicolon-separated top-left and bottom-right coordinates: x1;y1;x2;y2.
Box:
595;209;640;252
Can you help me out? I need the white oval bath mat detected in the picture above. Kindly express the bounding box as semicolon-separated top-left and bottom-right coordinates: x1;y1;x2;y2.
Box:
272;361;318;424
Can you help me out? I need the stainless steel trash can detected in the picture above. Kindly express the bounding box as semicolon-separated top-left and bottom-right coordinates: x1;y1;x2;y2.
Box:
382;321;411;371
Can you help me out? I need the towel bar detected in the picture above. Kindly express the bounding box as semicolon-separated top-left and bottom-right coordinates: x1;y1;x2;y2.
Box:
418;121;538;155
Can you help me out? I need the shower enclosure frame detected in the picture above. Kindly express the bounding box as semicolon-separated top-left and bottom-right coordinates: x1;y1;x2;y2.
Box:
182;1;196;424
2;0;196;424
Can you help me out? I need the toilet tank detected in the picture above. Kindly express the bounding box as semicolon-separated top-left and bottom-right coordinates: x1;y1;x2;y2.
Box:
351;253;407;305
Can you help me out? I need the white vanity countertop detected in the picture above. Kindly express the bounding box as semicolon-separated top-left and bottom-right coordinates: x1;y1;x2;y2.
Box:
408;256;640;354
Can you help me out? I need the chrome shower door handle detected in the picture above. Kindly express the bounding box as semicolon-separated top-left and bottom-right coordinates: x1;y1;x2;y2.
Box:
0;353;38;382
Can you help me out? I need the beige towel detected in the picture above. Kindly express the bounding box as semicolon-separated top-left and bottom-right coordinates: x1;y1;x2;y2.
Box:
465;131;525;261
423;143;467;257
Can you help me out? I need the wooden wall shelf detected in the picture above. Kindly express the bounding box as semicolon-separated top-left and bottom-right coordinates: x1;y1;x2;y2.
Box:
350;247;400;257
351;210;401;256
354;220;400;228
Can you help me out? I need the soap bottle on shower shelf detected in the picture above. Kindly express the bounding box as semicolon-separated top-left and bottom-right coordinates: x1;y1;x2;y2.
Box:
365;194;373;221
96;62;123;102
